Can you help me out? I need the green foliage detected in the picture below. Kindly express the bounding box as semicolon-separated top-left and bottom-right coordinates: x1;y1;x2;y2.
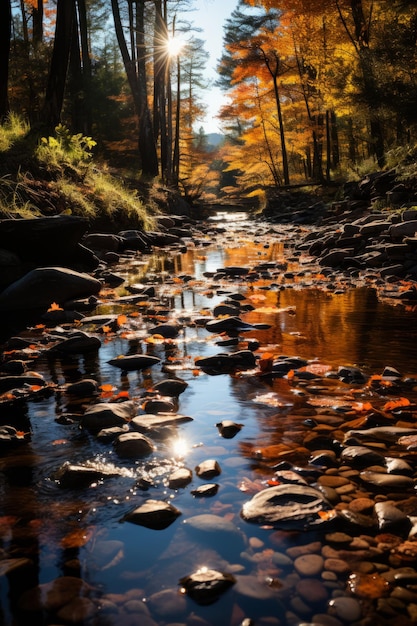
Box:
35;124;97;177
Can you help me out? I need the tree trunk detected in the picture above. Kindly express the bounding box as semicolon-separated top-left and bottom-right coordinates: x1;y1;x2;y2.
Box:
0;0;11;122
111;0;158;177
76;0;93;135
42;0;75;130
33;0;44;48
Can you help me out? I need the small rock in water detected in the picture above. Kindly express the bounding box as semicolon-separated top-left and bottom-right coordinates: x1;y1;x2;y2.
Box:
123;499;181;530
179;567;236;605
195;459;221;479
216;420;243;438
107;354;161;371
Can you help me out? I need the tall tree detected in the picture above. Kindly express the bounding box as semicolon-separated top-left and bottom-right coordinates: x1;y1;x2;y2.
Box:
0;0;11;122
41;0;75;130
111;0;158;177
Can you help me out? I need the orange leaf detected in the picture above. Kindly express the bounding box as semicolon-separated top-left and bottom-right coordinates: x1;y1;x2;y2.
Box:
47;302;63;312
117;314;127;326
383;397;411;412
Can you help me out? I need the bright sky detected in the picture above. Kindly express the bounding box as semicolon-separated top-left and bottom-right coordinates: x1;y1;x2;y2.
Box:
189;0;237;134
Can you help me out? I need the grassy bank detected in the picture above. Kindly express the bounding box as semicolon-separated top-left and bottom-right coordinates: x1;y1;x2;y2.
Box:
0;114;158;231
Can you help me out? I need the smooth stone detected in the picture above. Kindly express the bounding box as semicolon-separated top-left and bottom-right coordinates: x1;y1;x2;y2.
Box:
183;514;246;552
287;542;322;559
107;354;161;371
317;475;349;488
241;484;335;530
179;568;236;605
0;267;101;312
324;558;350;575
195;459;221;479
168;467;193;489
113;432;155;458
56;597;97;622
374;501;411;532
81;401;137;432
328;596;362;621
296;578;329;605
190;483;219;497
294;554;324;577
19;576;92;612
360;471;414;490
123;499;181;530
146;588;187;617
216;420;243;438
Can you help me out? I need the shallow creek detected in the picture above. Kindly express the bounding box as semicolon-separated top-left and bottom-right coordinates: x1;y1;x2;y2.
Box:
2;212;417;626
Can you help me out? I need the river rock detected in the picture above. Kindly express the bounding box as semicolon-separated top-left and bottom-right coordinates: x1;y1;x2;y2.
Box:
179;568;236;605
18;576;93;613
190;483;219;497
81;401;137;432
374;501;411;533
340;445;386;468
183;513;246;554
241;484;335;530
153;378;188;397
216;420;243;438
107;354;161;371
328;596;362;622
360;470;415;491
48;330;101;354
195;459;221;479
0;267;102;312
113;432;155;458
53;462;120;488
294;553;324;577
123;499;181;529
131;412;193;436
168;467;193;489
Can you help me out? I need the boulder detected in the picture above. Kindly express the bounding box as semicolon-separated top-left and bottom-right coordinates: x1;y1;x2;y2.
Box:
0;267;101;312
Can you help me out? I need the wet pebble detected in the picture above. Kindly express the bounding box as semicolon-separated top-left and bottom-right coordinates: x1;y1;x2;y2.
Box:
294;554;324;577
328;596;362;621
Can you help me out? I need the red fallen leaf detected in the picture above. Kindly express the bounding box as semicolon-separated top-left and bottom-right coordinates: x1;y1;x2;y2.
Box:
266;479;281;486
30;385;43;392
102;325;112;334
52;439;69;446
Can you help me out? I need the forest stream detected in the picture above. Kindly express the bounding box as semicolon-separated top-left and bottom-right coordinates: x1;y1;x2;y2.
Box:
2;211;417;626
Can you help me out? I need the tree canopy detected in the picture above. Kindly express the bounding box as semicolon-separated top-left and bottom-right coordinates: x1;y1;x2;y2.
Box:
1;0;417;200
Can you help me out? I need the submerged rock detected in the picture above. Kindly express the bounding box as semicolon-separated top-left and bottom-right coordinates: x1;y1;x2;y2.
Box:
241;484;336;530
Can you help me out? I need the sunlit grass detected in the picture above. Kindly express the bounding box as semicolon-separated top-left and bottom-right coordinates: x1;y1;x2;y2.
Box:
0;113;158;227
0;112;29;152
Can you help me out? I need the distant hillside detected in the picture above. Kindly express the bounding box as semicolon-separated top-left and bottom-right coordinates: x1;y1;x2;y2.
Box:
206;133;224;148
